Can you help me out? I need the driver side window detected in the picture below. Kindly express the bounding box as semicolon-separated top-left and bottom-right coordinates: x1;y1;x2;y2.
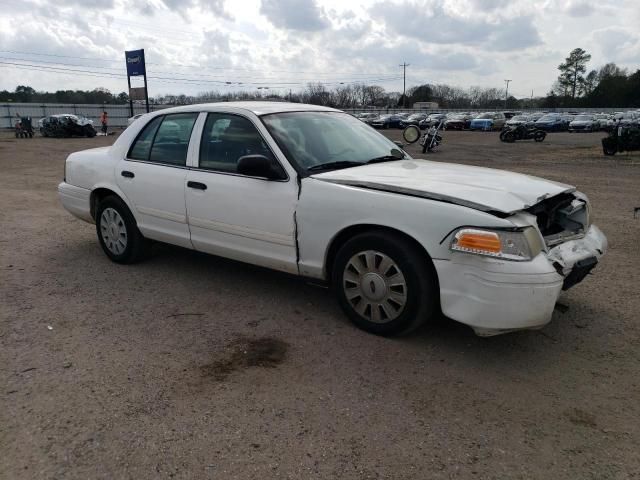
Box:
198;113;277;174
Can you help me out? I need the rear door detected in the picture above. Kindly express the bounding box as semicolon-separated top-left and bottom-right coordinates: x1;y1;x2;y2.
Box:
116;112;198;248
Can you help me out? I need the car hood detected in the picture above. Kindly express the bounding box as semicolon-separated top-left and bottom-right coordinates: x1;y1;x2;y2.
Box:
311;159;574;215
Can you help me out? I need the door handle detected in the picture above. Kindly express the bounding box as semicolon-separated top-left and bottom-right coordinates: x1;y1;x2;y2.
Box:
187;181;207;191
121;170;135;178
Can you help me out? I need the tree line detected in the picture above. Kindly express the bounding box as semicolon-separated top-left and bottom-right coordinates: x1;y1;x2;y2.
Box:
0;86;130;104
1;49;637;109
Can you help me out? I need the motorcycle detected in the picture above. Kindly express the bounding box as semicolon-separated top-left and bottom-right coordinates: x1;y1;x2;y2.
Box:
14;116;34;138
402;121;443;153
602;122;640;156
500;124;546;143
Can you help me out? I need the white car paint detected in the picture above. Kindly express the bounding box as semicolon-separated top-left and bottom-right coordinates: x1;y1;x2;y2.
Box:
58;102;607;336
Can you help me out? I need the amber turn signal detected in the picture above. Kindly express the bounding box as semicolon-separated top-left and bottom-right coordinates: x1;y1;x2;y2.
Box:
453;230;501;254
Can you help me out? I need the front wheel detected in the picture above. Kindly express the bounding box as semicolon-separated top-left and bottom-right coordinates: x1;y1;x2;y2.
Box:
534;131;546;142
96;196;150;264
503;131;515;143
332;231;438;336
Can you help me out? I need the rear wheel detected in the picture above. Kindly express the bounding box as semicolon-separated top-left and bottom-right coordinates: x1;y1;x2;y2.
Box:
95;196;150;264
534;131;546;142
503;131;516;143
332;231;438;336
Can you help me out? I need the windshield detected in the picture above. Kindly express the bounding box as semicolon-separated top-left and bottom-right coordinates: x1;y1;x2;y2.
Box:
262;111;408;172
574;115;592;121
538;115;558;121
476;113;493;119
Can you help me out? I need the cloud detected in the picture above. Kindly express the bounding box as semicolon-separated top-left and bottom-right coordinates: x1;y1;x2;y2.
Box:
260;0;330;31
135;0;232;20
369;0;541;51
564;1;595;17
592;27;640;63
487;15;542;51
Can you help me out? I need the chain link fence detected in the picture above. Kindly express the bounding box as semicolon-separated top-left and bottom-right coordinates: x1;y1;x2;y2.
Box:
3;103;636;129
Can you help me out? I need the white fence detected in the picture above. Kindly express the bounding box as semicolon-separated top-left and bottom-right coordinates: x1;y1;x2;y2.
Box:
1;103;170;129
3;102;637;129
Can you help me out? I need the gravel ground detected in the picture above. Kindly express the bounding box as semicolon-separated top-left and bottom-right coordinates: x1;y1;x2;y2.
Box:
1;128;639;479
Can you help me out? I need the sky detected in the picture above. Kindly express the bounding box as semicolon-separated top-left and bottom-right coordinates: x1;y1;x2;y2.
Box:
0;0;638;98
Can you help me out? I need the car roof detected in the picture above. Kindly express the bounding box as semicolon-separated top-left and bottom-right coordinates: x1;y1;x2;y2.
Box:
158;101;340;116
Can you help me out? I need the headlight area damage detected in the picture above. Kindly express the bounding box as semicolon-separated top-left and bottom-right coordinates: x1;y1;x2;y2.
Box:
313;160;607;336
525;191;607;290
437;192;607;336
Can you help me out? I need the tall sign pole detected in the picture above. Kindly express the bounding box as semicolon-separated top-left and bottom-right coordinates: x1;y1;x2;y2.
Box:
126;74;133;118
125;49;149;115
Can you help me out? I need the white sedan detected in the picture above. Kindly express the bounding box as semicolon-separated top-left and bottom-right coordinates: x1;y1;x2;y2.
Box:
58;102;607;337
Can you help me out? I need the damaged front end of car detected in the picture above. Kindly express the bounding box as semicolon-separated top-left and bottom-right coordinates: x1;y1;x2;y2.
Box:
524;191;607;290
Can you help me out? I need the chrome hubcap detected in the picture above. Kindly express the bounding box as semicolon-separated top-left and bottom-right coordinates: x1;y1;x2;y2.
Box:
343;250;407;324
100;207;127;255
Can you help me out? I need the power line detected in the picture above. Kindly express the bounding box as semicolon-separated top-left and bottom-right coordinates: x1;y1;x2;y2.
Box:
0;49;404;78
0;61;403;89
0;55;403;85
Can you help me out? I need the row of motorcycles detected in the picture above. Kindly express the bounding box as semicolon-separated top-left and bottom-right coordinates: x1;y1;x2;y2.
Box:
400;120;544;153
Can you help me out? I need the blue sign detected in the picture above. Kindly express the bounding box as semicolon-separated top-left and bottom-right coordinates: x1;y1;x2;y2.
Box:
125;49;146;77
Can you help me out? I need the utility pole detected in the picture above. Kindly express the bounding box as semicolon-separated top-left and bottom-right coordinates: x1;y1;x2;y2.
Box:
400;62;409;108
504;79;511;109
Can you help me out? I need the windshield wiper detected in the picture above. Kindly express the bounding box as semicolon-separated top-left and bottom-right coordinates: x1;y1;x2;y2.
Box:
307;161;362;172
366;154;405;164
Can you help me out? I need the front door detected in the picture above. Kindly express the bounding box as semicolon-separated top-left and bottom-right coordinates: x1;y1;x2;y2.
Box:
117;112;198;248
185;112;298;274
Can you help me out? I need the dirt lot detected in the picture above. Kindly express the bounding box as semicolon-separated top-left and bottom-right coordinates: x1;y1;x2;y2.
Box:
1;128;639;479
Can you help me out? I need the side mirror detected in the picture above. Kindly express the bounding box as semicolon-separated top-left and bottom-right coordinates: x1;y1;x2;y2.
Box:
237;154;284;180
393;140;405;149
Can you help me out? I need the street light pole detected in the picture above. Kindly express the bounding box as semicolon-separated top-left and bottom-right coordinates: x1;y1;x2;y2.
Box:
504;79;511;109
400;62;409;108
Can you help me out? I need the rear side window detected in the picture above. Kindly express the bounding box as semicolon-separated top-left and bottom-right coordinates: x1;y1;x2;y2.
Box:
128;113;198;166
129;116;162;160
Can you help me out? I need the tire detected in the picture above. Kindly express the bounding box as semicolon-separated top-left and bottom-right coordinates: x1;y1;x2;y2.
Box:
499;130;507;142
603;144;616;156
534;131;546;142
503;131;515;143
331;230;438;336
95;195;150;264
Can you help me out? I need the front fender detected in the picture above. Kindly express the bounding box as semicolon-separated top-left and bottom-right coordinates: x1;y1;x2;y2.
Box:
296;178;513;280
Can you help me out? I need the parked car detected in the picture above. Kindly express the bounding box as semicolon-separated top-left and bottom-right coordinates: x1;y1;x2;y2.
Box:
505;115;533;128
371;114;404;129
40;114;96;138
58;102;607;337
569;115;599;132
399;113;428;128
419;113;447;129
534;114;566;132
443;114;471;131
469;112;506;131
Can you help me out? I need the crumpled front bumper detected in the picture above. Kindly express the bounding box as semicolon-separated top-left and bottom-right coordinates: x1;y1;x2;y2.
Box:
433;225;607;336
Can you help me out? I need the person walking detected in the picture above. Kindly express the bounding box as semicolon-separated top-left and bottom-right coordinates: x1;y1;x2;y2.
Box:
100;111;108;135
